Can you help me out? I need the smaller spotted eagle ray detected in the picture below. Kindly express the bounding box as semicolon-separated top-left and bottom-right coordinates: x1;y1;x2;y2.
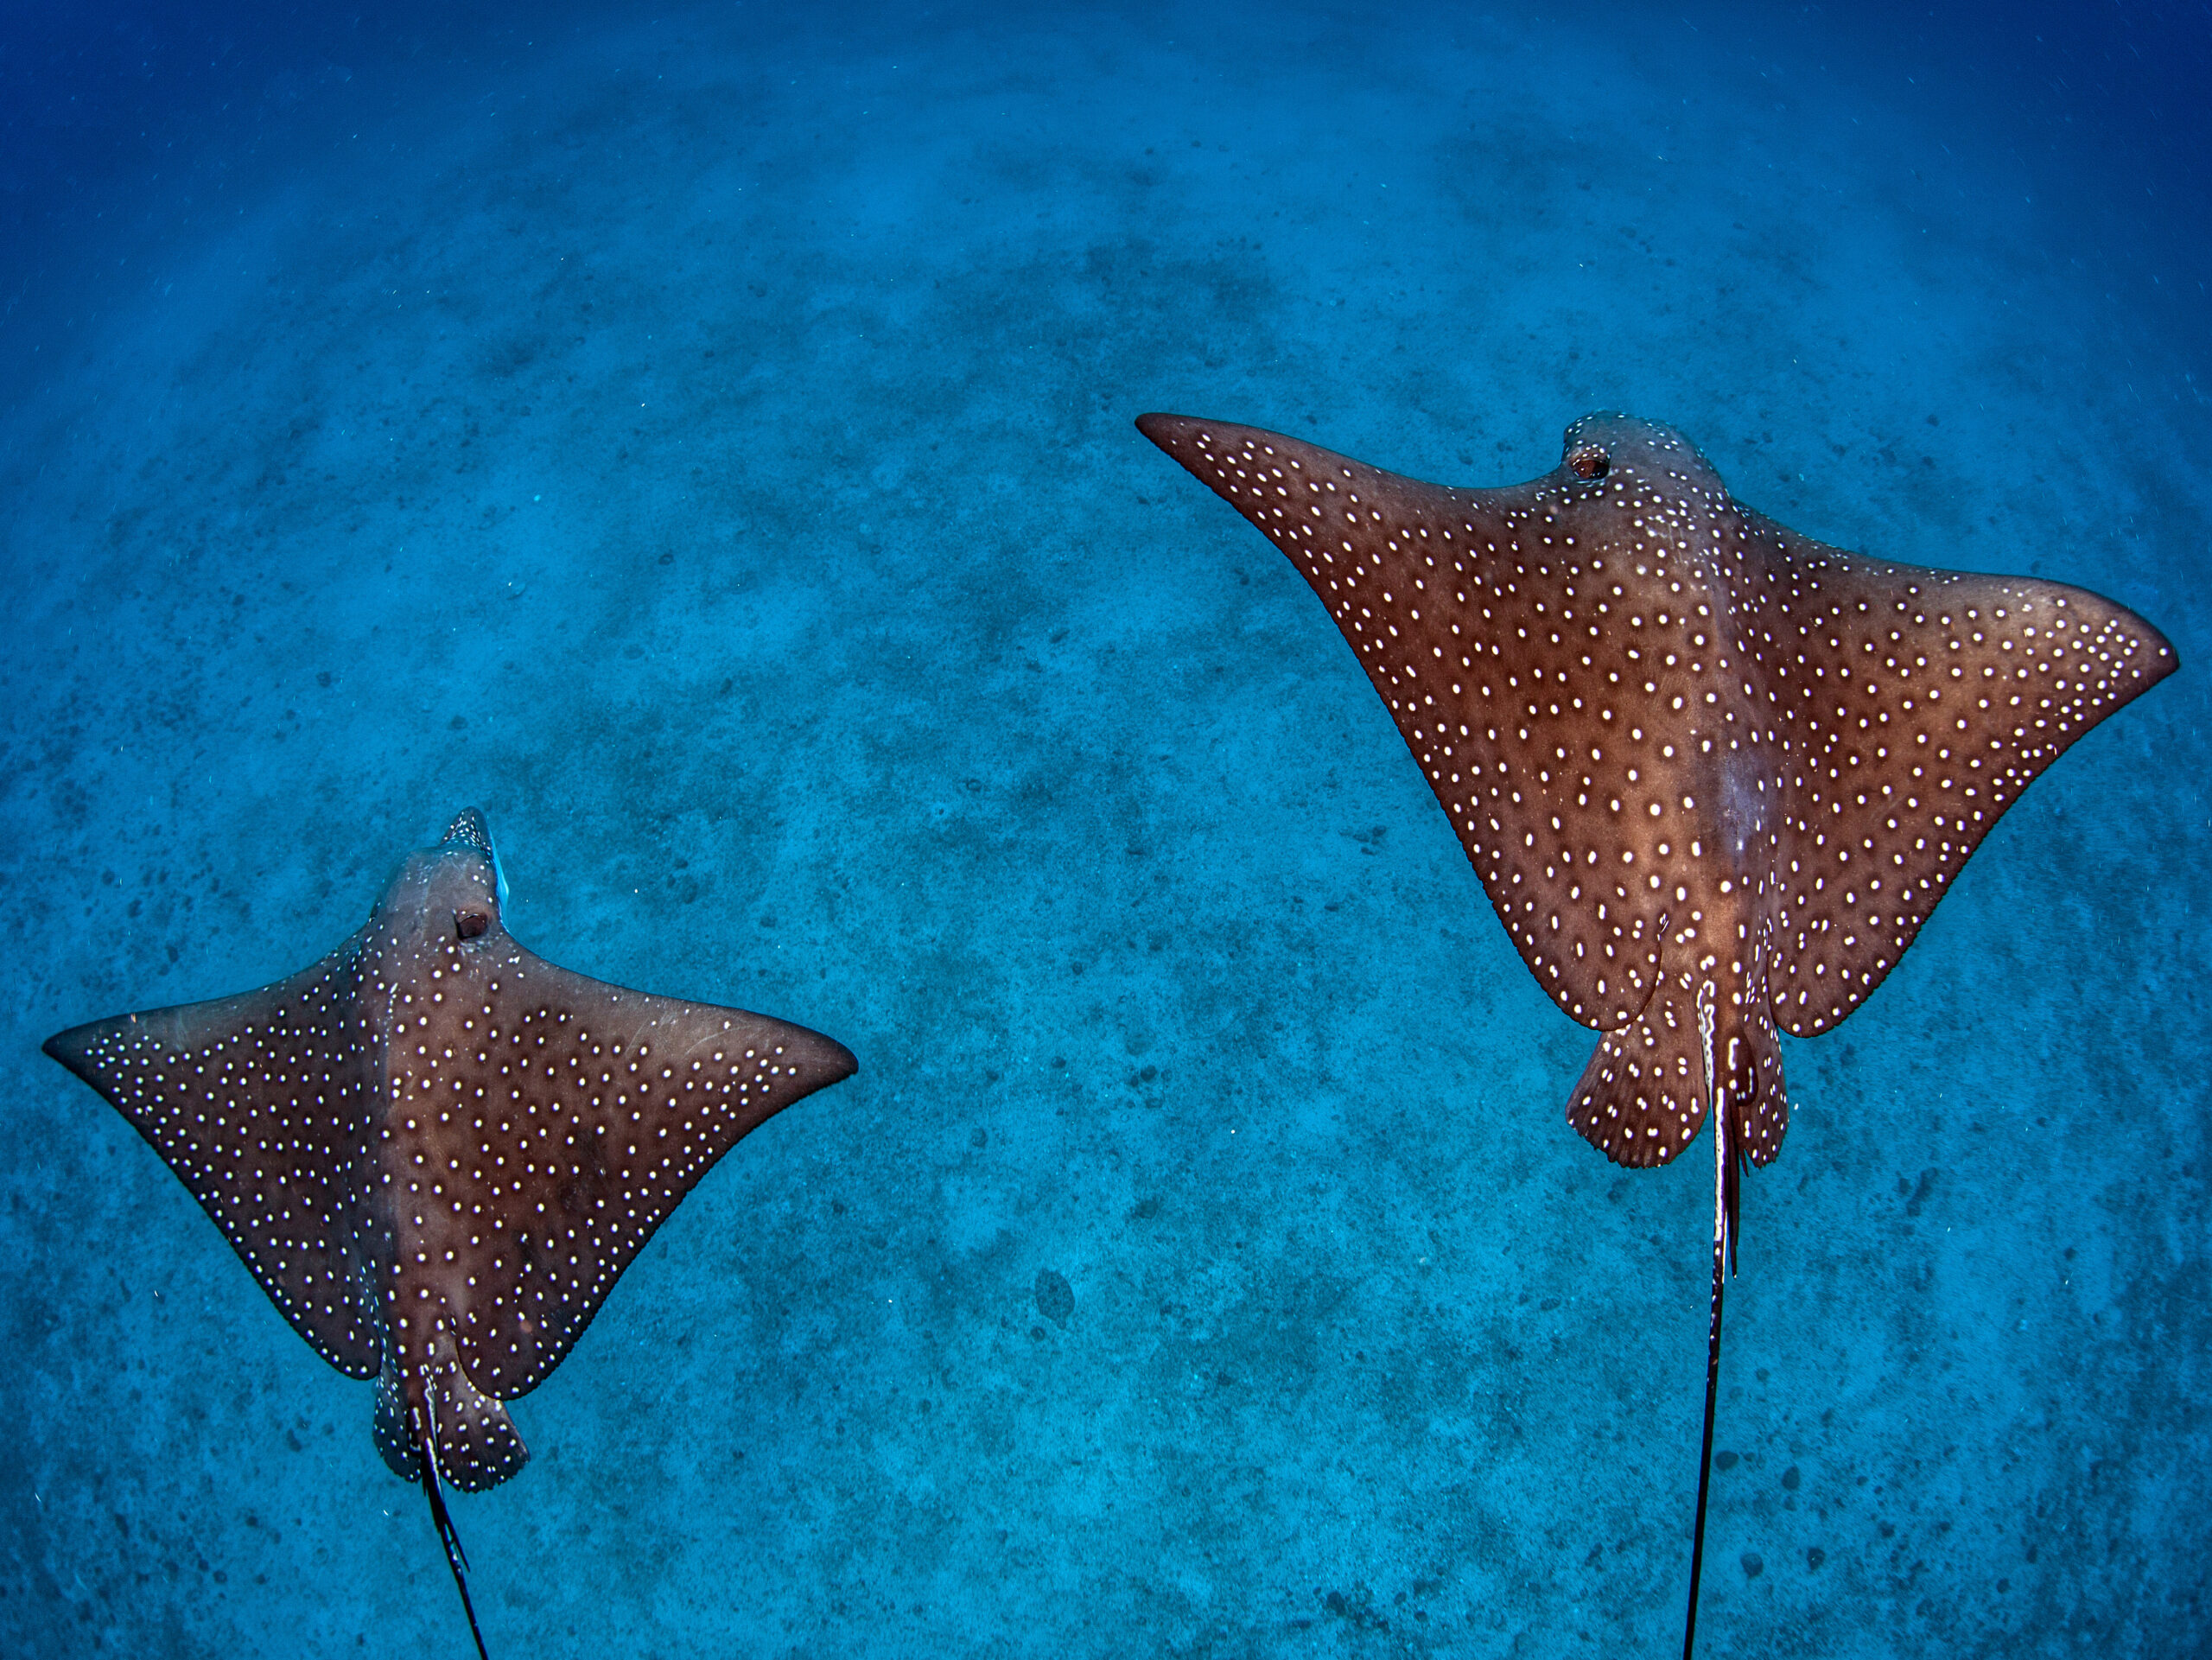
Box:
1138;410;2174;1654
44;809;856;1657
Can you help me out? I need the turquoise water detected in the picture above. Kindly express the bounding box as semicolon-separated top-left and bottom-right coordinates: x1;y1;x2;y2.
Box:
3;3;2206;1655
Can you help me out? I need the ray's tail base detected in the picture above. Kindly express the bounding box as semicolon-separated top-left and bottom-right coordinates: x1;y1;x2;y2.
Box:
420;1435;492;1660
1565;975;1786;1176
376;1352;531;1493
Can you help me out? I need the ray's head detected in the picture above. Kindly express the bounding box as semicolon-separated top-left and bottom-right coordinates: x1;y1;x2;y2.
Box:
379;807;508;945
1542;412;1726;505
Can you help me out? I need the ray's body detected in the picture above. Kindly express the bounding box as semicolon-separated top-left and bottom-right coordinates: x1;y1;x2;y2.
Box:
46;809;856;1657
1138;410;2174;1650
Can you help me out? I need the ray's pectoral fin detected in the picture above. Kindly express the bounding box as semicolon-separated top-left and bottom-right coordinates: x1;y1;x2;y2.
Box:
1567;965;1786;1174
41;963;385;1380
435;953;859;1406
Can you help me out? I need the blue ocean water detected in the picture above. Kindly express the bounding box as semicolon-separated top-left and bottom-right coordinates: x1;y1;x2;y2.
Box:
3;1;2207;1654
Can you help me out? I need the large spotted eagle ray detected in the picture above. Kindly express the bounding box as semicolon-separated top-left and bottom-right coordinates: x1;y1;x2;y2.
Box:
44;808;856;1658
1138;410;2174;1654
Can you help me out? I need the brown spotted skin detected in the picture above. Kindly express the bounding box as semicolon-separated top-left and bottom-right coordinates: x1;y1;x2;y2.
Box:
44;808;856;1494
1138;411;2175;1173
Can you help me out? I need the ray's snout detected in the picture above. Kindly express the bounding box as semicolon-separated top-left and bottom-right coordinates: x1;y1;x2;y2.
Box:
436;806;506;907
441;806;495;855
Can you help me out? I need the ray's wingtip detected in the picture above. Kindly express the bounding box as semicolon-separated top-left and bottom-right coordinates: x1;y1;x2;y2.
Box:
41;1018;121;1094
796;1029;860;1087
41;1023;93;1073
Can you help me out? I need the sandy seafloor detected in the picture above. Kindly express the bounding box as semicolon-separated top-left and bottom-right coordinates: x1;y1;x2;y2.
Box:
2;2;2209;1655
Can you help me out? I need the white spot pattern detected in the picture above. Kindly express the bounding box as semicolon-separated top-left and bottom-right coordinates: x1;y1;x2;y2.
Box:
1139;411;2174;1173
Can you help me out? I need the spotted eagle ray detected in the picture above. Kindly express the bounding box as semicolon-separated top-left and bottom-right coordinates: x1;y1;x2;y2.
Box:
1137;410;2175;1653
43;808;856;1657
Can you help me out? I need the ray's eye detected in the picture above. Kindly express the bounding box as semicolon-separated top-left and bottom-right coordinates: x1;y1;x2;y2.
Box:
455;911;491;941
1567;445;1611;481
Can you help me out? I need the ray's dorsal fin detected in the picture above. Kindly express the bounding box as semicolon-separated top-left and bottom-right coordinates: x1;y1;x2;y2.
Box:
44;957;385;1378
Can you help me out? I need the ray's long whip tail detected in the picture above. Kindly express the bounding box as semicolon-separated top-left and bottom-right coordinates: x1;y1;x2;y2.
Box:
420;1425;492;1660
1682;987;1738;1660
